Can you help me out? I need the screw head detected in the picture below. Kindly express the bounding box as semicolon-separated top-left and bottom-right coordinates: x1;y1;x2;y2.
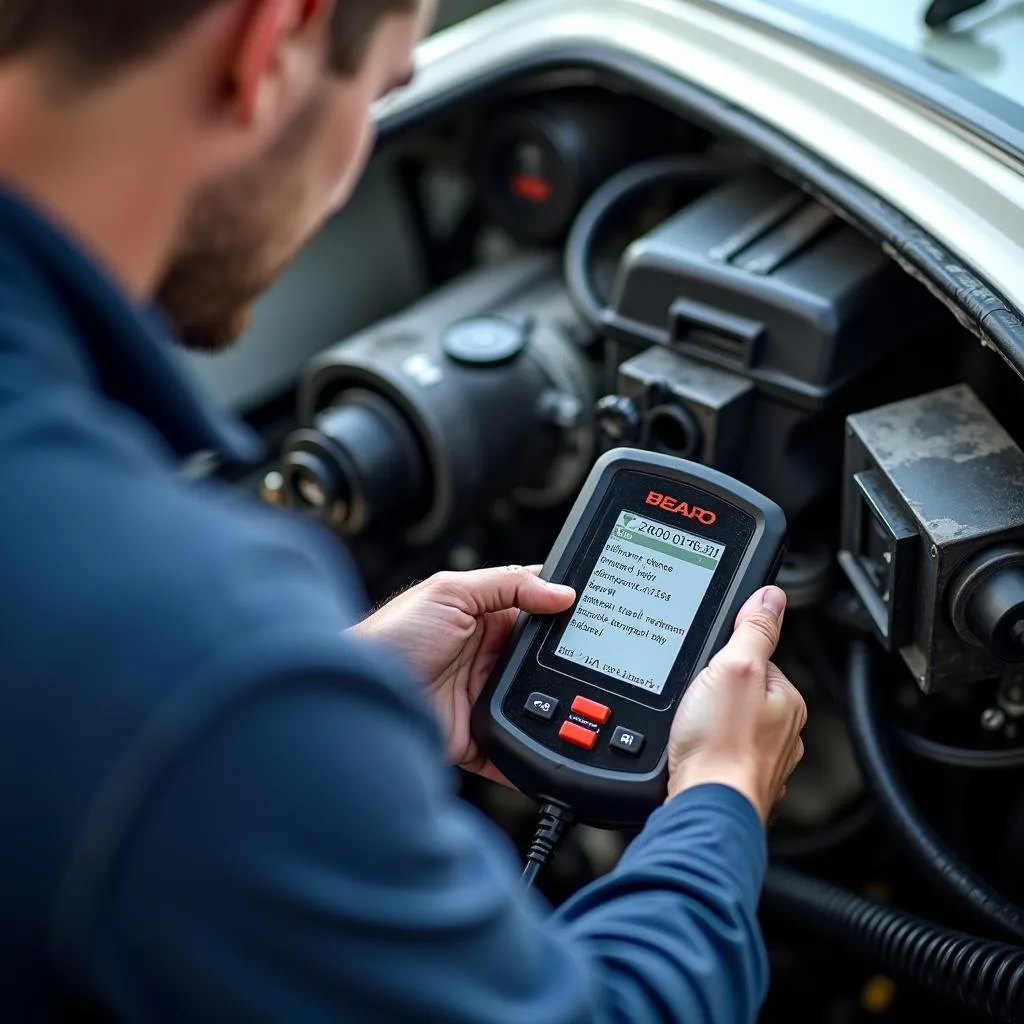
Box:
982;707;1007;731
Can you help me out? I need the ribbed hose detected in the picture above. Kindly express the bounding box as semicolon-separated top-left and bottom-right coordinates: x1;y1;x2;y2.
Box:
846;640;1024;942
764;865;1024;1022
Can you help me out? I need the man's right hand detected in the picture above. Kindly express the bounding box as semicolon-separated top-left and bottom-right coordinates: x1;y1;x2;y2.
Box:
667;586;806;823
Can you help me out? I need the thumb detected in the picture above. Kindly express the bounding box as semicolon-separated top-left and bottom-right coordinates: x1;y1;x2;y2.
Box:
718;586;787;669
446;565;576;616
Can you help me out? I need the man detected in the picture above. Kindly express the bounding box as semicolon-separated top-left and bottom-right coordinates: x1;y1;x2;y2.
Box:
0;1;807;1021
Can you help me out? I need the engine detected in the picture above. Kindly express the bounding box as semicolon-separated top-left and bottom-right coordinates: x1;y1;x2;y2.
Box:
245;84;1024;1023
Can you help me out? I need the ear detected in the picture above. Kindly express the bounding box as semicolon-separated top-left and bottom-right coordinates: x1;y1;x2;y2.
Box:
229;0;334;127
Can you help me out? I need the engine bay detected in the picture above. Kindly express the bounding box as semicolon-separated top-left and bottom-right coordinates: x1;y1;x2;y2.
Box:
222;73;1024;1022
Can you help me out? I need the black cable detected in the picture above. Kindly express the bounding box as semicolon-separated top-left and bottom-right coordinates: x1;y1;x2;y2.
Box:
563;156;730;331
846;639;1024;942
522;802;575;887
895;728;1024;770
763;865;1024;1023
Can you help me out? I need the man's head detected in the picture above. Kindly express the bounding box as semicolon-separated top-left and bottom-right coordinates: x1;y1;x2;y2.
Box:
0;0;433;349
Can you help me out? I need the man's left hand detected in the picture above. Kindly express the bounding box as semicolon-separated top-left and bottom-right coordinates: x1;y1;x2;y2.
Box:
349;566;576;784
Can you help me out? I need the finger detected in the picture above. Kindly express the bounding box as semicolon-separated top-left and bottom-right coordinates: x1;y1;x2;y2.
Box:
767;664;808;733
720;586;787;672
784;737;805;779
443;565;576;616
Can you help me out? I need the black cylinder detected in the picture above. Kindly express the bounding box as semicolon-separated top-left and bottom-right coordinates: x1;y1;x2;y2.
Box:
964;565;1024;663
281;390;428;536
646;404;702;460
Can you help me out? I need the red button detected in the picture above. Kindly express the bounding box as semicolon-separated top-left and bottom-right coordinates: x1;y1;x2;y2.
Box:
559;720;598;750
572;696;611;725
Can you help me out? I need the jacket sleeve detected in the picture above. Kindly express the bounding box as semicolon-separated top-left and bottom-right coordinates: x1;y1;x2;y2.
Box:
72;634;769;1024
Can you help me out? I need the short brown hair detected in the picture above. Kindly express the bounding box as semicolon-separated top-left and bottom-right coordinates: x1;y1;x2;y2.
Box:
0;0;415;83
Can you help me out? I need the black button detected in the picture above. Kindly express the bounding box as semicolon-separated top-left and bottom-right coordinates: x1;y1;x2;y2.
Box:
610;726;645;756
524;692;559;722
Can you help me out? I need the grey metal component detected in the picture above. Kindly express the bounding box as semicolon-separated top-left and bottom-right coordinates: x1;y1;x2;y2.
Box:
297;254;595;545
839;469;920;651
615;346;752;474
839;384;1024;692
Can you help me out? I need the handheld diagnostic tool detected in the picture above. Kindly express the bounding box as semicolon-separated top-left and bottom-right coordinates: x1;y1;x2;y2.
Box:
472;448;787;829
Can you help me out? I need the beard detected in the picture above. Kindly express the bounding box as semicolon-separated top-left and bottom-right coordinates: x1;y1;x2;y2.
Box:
157;87;331;352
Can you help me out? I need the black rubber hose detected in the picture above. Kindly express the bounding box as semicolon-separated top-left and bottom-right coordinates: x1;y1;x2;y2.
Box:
563;155;730;330
763;865;1024;1023
847;640;1024;942
896;728;1024;770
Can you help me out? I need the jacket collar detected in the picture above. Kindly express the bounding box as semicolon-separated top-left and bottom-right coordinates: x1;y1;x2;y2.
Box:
0;184;264;465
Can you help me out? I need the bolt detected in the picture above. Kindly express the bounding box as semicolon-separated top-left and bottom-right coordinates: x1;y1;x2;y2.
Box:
260;470;285;505
997;678;1024;717
540;391;583;430
982;707;1007;731
930;544;939;560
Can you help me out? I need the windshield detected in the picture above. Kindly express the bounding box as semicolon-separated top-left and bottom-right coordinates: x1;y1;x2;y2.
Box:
754;0;1023;159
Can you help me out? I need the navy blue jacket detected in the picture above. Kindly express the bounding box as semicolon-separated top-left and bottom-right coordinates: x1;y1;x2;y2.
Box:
0;185;769;1022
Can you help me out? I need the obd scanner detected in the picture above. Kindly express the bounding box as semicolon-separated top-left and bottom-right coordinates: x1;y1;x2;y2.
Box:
471;448;786;881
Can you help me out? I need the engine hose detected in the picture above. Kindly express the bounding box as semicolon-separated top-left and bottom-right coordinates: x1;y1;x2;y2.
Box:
564;155;730;330
895;728;1024;770
763;865;1024;1023
847;640;1024;942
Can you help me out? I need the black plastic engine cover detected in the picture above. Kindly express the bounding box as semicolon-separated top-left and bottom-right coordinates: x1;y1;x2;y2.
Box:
603;169;919;410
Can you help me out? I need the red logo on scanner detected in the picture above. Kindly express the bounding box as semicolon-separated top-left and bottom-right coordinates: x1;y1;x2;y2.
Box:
645;490;717;526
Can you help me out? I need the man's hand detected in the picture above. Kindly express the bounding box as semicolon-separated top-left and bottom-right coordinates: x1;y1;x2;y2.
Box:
667;586;806;823
349;566;576;784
